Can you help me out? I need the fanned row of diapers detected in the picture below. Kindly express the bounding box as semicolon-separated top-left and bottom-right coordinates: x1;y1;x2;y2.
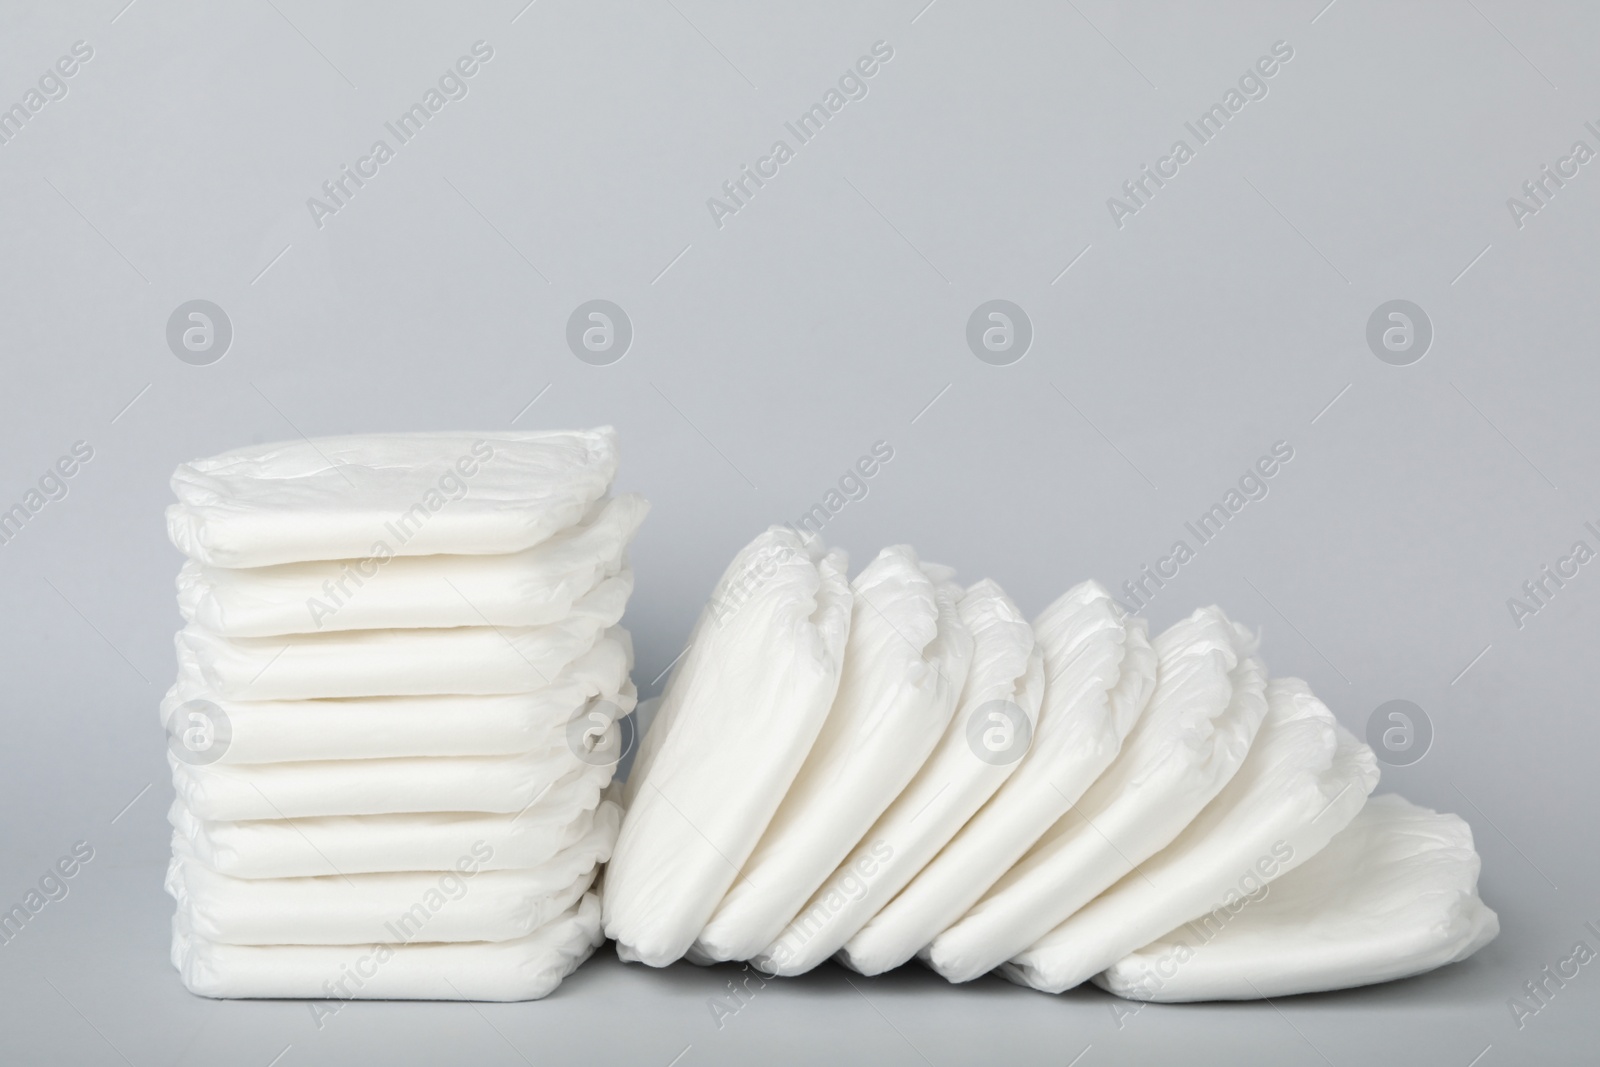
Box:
605;528;1499;1001
161;432;1496;1003
162;429;646;1001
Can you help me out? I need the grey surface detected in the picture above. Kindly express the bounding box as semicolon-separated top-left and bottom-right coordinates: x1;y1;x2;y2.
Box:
1;0;1596;1063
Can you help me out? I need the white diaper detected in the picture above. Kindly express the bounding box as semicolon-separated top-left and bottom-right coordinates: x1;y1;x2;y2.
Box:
160;638;634;764
755;577;1042;976
176;494;647;636
174;579;631;700
841;580;1155;977
1093;795;1499;1001
169;741;618;821
172;893;605;1001
698;546;973;965
604;527;852;968
168;801;620;945
1003;677;1379;993
167;428;619;567
168;782;604;878
928;607;1268;983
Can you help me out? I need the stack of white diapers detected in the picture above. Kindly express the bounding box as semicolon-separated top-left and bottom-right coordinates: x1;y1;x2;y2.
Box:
605;527;1499;1002
161;428;647;1001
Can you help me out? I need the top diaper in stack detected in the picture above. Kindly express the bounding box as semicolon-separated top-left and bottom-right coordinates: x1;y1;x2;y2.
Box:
161;428;647;1002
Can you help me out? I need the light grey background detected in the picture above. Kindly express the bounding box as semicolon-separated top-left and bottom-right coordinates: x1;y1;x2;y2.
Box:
1;0;1596;1063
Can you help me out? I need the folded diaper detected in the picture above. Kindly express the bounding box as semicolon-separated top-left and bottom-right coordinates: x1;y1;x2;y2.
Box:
172;893;605;1001
1003;677;1379;993
167;428;619;567
1093;794;1499;1001
841;580;1155;976
169;740;617;821
169;781;603;878
926;606;1268;982
604;527;852;968
174;578;631;700
695;546;974;964
168;801;620;945
177;494;648;636
754;577;1042;976
161;639;634;764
